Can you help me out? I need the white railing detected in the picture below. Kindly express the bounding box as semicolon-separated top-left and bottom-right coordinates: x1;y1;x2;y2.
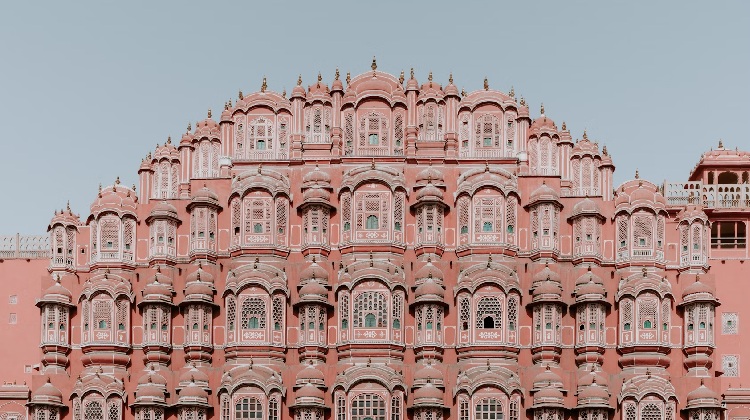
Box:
459;149;515;159
665;182;750;208
564;188;602;197
0;234;50;259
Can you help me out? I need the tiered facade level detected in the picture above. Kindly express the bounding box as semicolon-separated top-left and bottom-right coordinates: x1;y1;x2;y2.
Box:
2;64;750;420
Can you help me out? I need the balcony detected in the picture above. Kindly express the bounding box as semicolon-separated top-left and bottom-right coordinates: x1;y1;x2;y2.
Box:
665;182;750;208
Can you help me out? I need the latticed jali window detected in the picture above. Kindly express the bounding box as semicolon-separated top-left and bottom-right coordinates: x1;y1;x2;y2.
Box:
476;296;503;329
353;291;388;328
240;296;267;329
351;394;386;420
358;112;390;155
193;140;219;178
722;312;739;335
303;205;330;247
723;354;740;377
152;160;179;199
419;104;444;142
304;106;331;143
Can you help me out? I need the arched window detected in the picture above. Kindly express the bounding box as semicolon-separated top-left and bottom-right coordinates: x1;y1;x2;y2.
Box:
240;297;266;329
475;398;504;420
352;394;386;420
353;291;387;328
84;400;104;420
235;397;263;420
366;215;379;229
476;296;502;329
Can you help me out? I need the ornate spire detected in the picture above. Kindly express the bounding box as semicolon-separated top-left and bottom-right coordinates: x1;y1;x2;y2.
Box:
334;68;340;80
115;176;121;185
167;136;171;144
281;88;286;99
187;122;192;132
561;121;567;131
371;56;377;71
449;72;454;84
410;67;414;80
399;70;404;84
718;139;724;149
346;71;351;85
428;71;433;82
520;96;526;106
297;74;302;86
238;89;243;100
484;76;489;91
635;169;640;179
461;88;467;97
317;72;322;83
261;77;267;92
207;109;212;118
540;103;545;115
509;85;515;97
602;145;608;155
583;130;588;140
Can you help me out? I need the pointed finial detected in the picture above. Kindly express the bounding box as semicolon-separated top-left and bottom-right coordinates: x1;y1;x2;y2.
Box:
98;183;102;197
261;76;267;92
484;77;489;91
228;98;232;107
371;56;377;71
297;74;302;86
66;200;71;212
207;108;212;118
238;89;243;100
461;88;467;97
428;71;433;82
583;130;588;140
335;68;340;80
317;72;322;83
449;72;454;84
187;122;192;132
115;176;121;185
540;103;545;115
520;97;526;106
346;71;351;85
635;169;640;179
509;86;515;97
282;88;286;99
718;139;724;149
399;70;405;84
602;145;608;155
561;121;566;131
410;67;415;80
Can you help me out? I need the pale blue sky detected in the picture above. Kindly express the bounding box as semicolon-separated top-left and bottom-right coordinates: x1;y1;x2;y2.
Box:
1;1;748;234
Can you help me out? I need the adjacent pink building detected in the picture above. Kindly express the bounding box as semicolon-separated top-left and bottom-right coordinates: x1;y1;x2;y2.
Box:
1;64;750;420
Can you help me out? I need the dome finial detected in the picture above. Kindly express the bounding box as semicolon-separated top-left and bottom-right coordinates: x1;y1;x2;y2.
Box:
602;145;608;155
449;72;454;84
66;200;71;212
115;176;121;185
410;67;415;80
398;70;404;84
583;130;588;140
520;96;526;106
297;74;302;86
207;108;212;118
561;121;566;131
635;169;640;179
334;68;340;80
317;72;322;83
540;102;545;115
718;139;724;149
238;89;243;100
346;71;351;85
261;76;267;92
461;88;467;97
428;71;433;82
484;76;489;91
187;122;192;132
509;85;515;97
371;56;377;71
281;88;286;99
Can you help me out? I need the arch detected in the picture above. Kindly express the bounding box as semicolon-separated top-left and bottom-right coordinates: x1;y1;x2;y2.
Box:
718;171;739;184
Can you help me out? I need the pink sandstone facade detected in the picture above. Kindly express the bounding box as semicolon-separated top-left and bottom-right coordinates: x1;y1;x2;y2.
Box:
1;63;750;420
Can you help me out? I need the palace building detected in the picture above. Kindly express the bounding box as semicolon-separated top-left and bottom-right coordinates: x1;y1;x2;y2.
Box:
1;62;750;420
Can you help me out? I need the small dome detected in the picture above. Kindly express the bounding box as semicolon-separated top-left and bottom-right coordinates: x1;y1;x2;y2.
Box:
578;369;609;387
302;187;331;203
31;378;63;404
530;116;558;134
299;262;329;284
190;186;220;208
415;184;444;202
416;167;444;185
682;277;715;299
41;279;72;303
296;363;326;384
150;201;178;218
138;366;168;386
135;380;164;401
414;382;443;400
533;366;563;389
529;183;560;206
179;381;208;400
296;382;325;400
578;383;610;401
414;363;442;382
90;184;137;216
533;264;561;283
687;383;720;404
535;387;564;399
302;166;332;185
415;279;445;300
142;277;173;300
571;198;602;218
186;265;215;284
414;260;443;282
299;280;328;298
180;364;210;385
